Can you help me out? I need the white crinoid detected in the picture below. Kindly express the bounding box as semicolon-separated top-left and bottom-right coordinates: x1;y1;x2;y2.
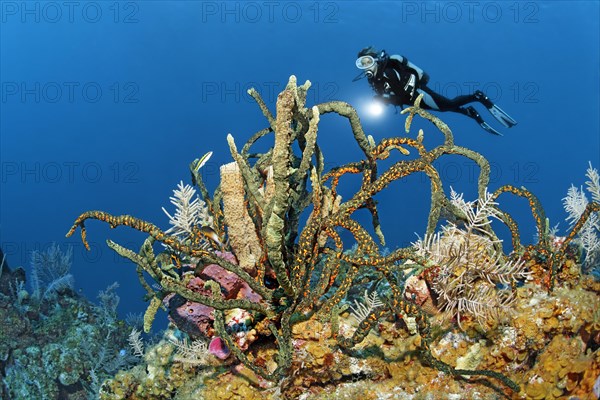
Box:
168;336;209;366
349;290;385;324
562;162;600;271
586;162;600;204
563;185;589;228
128;328;144;358
162;181;213;238
414;188;529;328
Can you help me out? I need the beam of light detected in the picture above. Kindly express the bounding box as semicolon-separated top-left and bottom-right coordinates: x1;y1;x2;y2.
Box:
368;101;384;117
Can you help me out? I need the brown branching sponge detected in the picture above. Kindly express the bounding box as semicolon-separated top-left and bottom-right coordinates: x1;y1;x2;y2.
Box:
66;76;599;395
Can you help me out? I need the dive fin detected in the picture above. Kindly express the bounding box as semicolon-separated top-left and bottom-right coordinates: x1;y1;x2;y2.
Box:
488;104;518;128
465;106;502;135
474;91;517;128
479;121;503;136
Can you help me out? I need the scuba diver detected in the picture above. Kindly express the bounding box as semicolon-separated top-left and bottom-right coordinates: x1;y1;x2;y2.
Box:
353;46;517;136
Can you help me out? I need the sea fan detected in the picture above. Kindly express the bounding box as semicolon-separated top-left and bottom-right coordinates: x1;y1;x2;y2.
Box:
30;243;74;301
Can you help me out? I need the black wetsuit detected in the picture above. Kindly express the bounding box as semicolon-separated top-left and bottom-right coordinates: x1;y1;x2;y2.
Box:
368;55;492;122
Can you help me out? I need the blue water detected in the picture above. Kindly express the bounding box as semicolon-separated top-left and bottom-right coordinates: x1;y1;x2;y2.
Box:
1;1;598;325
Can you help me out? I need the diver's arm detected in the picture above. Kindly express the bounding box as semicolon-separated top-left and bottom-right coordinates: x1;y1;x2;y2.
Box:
382;66;414;104
374;71;404;106
372;85;394;105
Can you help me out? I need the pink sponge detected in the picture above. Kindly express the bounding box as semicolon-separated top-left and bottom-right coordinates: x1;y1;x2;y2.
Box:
209;336;231;360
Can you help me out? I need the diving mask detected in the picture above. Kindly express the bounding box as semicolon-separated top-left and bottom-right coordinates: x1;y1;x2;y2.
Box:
355;55;376;70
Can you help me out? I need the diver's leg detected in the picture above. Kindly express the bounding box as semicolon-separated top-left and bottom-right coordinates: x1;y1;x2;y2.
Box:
427;85;517;130
415;89;441;110
473;90;494;108
473;90;518;128
419;86;476;111
415;88;501;135
422;86;517;127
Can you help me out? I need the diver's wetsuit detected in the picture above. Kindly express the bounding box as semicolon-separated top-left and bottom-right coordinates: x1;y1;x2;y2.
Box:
419;86;483;112
418;86;493;124
365;52;514;135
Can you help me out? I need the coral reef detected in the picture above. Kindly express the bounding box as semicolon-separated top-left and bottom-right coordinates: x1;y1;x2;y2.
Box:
0;245;136;400
98;277;600;400
65;76;600;399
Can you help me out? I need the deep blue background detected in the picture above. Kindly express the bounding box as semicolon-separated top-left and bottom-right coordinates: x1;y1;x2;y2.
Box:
1;1;599;325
